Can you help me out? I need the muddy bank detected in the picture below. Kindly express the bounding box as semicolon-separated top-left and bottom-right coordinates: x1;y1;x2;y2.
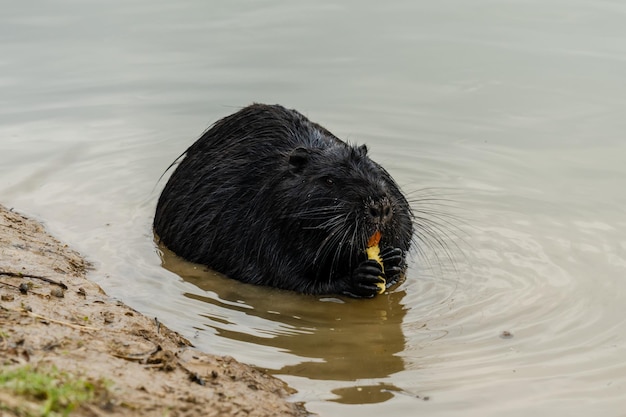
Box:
0;204;307;417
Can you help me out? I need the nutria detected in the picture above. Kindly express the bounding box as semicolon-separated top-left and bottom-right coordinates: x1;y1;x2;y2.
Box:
154;104;413;298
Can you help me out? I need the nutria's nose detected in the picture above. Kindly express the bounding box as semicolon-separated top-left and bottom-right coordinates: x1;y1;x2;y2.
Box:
368;198;393;225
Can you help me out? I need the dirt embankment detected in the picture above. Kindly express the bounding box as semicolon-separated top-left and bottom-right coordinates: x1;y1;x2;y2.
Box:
0;204;307;417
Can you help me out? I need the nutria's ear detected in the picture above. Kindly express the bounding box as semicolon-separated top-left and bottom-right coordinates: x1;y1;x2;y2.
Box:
288;147;311;174
358;144;368;156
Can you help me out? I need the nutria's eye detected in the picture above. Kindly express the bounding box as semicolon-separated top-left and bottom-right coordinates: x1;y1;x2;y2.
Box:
319;176;335;187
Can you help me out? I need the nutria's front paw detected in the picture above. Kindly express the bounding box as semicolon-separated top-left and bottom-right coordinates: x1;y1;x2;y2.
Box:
380;247;405;286
342;259;385;298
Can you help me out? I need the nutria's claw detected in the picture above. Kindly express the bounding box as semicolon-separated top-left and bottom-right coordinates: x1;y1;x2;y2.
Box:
380;247;403;264
343;259;386;298
380;247;405;283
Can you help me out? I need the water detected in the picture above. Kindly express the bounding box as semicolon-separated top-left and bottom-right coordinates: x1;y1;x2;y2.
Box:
2;1;625;415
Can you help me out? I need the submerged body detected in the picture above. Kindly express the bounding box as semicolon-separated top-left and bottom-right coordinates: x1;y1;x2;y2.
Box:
154;104;413;298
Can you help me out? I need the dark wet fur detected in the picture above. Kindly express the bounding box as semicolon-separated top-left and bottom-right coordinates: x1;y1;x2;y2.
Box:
154;104;414;298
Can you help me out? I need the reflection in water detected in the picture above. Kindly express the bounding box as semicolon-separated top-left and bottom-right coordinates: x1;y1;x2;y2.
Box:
159;243;407;386
331;383;404;404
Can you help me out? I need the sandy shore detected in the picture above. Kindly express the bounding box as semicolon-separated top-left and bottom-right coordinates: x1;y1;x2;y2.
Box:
0;204;307;417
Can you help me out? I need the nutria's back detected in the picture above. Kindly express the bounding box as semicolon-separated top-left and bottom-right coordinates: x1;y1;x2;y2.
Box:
155;104;413;298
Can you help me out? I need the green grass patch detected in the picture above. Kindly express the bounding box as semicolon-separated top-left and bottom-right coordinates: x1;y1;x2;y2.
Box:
0;365;106;417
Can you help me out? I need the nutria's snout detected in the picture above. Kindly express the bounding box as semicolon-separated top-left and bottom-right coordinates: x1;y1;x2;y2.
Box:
367;197;393;226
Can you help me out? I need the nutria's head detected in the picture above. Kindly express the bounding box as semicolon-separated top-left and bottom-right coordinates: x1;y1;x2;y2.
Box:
278;143;413;276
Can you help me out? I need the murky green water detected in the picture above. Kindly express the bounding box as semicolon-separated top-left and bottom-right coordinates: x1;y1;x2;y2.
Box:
2;1;625;415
